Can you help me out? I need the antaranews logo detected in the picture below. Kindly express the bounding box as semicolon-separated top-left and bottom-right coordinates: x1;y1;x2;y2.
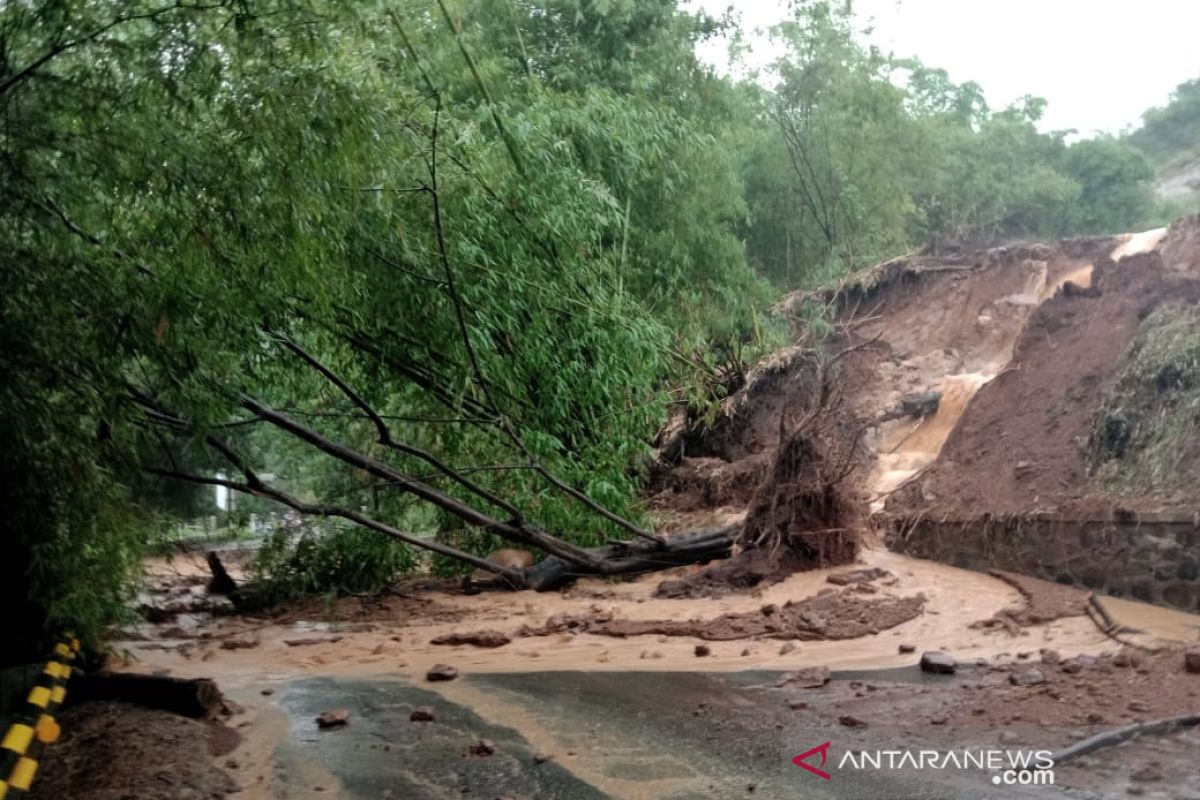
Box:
792;742;1055;786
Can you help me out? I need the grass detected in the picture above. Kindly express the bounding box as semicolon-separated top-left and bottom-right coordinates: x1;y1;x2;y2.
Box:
1090;304;1200;498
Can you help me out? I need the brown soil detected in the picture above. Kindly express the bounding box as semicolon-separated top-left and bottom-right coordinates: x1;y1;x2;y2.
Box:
29;702;239;800
972;570;1090;631
884;219;1200;516
516;588;926;642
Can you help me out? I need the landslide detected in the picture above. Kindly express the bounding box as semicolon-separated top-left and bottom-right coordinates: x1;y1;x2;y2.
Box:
647;216;1200;597
886;216;1200;517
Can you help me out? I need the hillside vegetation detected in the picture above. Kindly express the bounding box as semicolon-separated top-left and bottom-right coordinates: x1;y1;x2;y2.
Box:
0;0;1187;659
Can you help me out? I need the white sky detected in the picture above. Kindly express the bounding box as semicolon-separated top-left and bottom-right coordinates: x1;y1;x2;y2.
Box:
690;0;1200;136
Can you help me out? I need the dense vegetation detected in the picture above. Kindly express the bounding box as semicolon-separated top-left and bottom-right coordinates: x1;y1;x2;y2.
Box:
1126;77;1200;216
0;0;1182;659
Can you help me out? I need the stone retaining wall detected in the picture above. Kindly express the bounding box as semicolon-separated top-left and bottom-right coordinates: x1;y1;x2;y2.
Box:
883;511;1200;611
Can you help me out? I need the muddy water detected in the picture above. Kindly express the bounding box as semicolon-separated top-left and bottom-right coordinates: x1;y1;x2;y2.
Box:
870;373;991;508
1111;227;1167;260
120;547;1126;692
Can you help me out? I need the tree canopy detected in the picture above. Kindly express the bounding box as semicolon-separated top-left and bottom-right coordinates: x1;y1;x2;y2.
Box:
0;0;1174;659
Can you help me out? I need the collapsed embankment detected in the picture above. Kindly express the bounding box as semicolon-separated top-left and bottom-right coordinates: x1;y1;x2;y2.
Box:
652;216;1200;612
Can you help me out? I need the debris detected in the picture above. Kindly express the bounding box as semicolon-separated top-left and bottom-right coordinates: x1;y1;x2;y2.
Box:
283;636;344;647
220;635;260;651
316;709;350;729
430;630;512;648
826;567;890;586
410;706;436;722
468;738;496;757
838;715;867;728
426;664;459;682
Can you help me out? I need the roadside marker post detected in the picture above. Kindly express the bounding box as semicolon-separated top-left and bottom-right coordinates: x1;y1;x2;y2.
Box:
0;635;78;799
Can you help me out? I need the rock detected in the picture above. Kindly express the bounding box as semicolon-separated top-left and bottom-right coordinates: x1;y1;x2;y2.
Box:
838;715;867;728
776;666;830;689
1086;712;1107;725
1061;660;1083;674
898;644;916;654
533;752;553;764
430;630;511;648
694;644;711;657
1184;646;1200;673
225;759;239;769
316;709;350;729
426;664;459;682
930;716;948;725
1127;701;1150;713
468;738;496;757
788;700;808;710
1113;649;1143;668
741;648;752;657
1009;668;1045;687
1039;648;1061;665
410;706;436;722
920;651;956;674
260;688;275;696
999;731;1020;744
778;642;797;656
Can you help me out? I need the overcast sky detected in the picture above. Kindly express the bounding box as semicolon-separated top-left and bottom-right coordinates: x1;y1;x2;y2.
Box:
689;0;1200;136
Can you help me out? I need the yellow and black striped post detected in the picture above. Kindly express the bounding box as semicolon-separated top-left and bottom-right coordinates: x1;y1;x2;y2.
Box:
0;635;79;799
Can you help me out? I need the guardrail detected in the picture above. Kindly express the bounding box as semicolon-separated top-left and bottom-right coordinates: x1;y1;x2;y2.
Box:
0;636;79;799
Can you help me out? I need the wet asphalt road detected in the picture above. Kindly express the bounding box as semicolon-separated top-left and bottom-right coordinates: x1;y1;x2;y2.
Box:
265;669;1082;800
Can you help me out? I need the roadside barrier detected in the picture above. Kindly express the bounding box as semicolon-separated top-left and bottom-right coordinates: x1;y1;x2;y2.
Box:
0;636;79;798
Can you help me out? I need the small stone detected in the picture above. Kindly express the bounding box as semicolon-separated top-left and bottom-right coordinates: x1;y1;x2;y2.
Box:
999;731;1020;744
1061;660;1083;674
533;752;553;764
1184;646;1200;674
741;648;752;657
1040;648;1061;665
788;700;808;710
930;716;948;725
260;688;275;696
779;642;797;656
838;715;867;728
1127;701;1150;713
225;759;239;769
316;709;350;729
920;651;956;674
898;644;916;654
410;706;436;722
1087;712;1107;725
694;644;711;657
468;738;496;757
1009;668;1045;687
426;664;459;682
